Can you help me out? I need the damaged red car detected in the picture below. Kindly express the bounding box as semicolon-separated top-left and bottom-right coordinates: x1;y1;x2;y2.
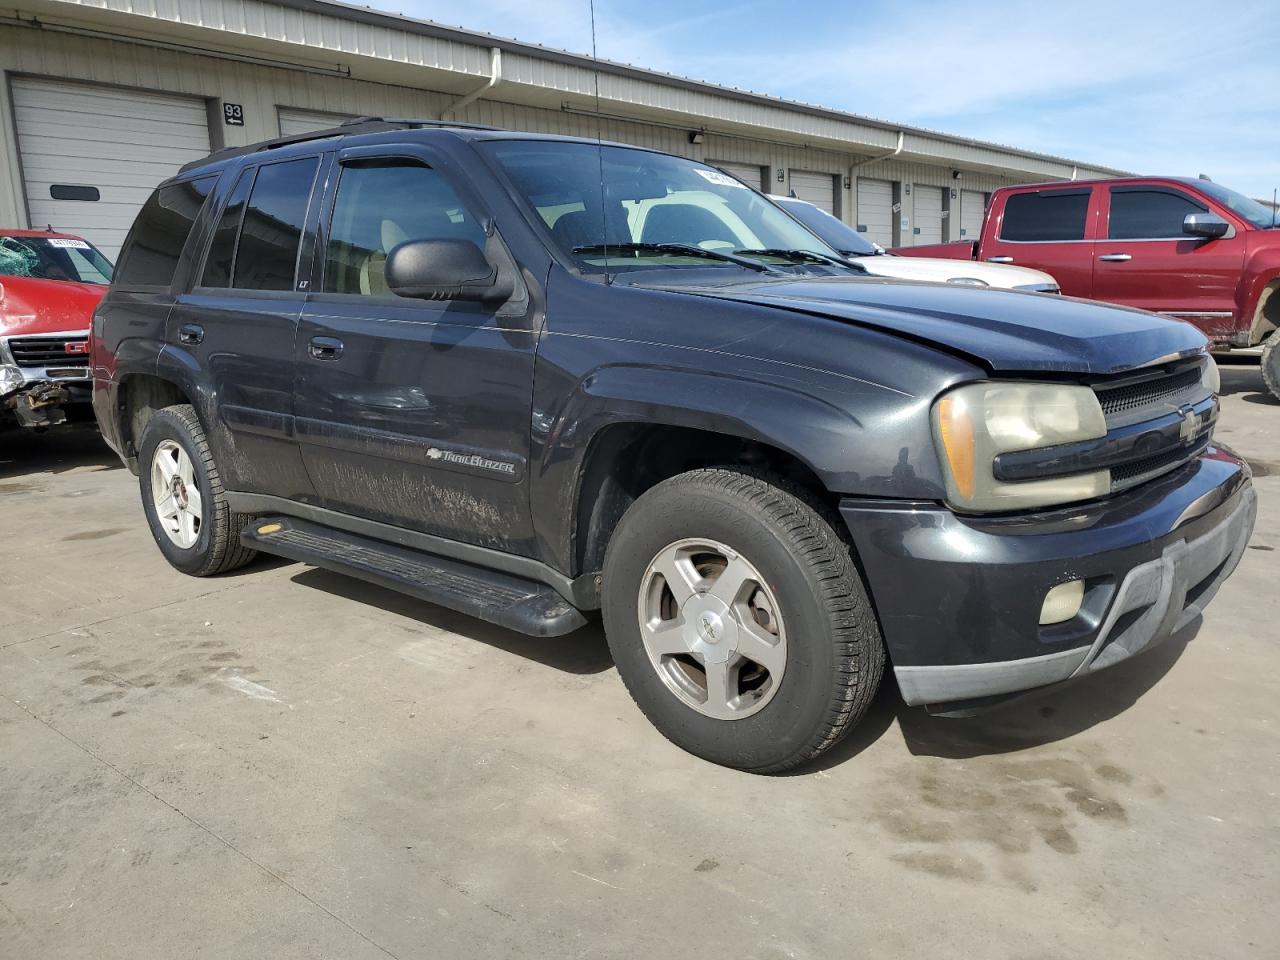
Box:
0;229;111;430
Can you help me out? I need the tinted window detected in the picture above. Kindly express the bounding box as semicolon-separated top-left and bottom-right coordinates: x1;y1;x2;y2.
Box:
199;168;253;287
999;190;1089;242
115;177;216;286
1108;189;1207;239
323;160;486;296
779;199;879;256
234;158;319;291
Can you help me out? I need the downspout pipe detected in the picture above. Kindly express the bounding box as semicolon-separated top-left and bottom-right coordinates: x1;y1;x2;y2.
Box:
441;47;502;119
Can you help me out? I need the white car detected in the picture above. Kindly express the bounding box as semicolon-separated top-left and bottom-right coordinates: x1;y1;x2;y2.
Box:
773;196;1060;293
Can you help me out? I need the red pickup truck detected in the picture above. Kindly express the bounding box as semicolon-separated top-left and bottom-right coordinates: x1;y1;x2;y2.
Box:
894;177;1280;400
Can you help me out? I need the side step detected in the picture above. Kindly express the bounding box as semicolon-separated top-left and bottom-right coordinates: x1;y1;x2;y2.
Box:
240;517;589;638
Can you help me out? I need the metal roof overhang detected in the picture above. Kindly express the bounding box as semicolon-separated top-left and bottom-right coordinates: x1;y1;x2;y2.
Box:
9;0;1129;180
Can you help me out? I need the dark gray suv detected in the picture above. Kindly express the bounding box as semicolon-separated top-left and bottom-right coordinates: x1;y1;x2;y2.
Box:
91;119;1256;772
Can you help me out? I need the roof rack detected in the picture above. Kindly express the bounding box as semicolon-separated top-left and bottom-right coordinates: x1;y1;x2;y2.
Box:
178;116;501;174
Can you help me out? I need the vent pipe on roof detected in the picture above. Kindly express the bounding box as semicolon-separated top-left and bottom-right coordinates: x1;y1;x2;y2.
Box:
441;47;503;120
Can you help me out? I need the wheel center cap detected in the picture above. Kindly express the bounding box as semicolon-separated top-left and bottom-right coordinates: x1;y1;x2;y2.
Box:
682;595;739;665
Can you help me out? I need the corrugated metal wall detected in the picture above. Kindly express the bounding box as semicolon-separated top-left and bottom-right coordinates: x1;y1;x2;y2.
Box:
0;22;1050;244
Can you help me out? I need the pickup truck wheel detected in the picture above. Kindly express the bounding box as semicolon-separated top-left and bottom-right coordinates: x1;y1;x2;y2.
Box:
1262;332;1280;403
137;404;256;576
602;468;884;773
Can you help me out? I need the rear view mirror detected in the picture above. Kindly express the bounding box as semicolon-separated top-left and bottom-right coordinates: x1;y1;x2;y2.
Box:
1183;212;1229;239
385;239;513;302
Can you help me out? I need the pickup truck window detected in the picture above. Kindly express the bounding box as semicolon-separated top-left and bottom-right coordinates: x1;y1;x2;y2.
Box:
999;190;1089;242
0;235;113;283
115;176;216;287
1192;180;1277;229
484;140;837;271
323;159;486;296
1108;188;1206;240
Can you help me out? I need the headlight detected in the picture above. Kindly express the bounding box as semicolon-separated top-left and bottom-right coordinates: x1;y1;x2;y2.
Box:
932;381;1109;512
946;277;989;287
1202;358;1221;395
0;364;22;398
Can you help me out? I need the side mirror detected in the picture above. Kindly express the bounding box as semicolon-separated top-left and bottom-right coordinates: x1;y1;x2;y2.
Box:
1183;212;1229;239
385;239;513;303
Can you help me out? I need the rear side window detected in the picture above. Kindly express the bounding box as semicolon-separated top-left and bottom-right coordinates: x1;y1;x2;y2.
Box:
1108;189;1207;240
115;176;216;286
232;157;320;291
199;168;253;287
323;159;485;296
999;190;1090;242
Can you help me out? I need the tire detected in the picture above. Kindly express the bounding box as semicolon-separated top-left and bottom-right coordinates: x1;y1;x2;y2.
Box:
601;467;884;773
136;404;256;576
1262;332;1280;403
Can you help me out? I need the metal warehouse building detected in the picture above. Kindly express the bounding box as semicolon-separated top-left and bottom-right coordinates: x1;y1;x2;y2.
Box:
1;0;1127;259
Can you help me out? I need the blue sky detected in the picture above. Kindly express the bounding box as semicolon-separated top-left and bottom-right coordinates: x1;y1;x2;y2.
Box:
377;0;1280;199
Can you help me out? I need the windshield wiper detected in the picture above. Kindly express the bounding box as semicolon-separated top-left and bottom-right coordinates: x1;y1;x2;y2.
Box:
572;242;773;273
734;248;868;272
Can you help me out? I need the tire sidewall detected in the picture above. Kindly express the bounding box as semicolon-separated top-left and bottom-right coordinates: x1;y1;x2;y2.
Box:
137;411;216;575
1262;333;1280;402
602;478;855;771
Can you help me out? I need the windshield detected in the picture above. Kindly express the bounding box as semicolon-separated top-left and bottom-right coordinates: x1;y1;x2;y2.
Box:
778;199;880;256
483;140;842;271
0;235;113;283
1192;180;1278;229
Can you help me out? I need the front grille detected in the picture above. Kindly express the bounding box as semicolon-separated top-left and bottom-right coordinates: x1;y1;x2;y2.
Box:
1110;434;1211;492
6;336;89;368
1096;366;1202;418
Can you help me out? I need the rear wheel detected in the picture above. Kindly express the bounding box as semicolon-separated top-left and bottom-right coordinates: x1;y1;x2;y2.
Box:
137;404;256;576
602;468;884;773
1262;332;1280;403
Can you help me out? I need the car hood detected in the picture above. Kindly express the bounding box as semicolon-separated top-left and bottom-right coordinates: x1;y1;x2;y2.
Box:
0;275;105;336
854;255;1056;289
631;273;1208;375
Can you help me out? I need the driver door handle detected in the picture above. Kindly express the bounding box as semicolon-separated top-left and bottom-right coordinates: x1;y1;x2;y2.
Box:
309;336;344;361
1098;253;1133;262
986;256;1014;263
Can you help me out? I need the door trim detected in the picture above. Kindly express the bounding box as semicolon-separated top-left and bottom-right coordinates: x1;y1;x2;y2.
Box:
224;492;594;607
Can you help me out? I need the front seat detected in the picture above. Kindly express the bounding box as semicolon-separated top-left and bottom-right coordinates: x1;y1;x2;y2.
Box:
640;204;739;247
359;219;411;296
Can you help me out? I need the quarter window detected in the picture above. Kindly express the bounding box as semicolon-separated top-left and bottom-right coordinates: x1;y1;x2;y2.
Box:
1108;189;1207;240
115;176;216;286
323;159;486;296
199;168;253;288
999;190;1090;242
234;157;320;291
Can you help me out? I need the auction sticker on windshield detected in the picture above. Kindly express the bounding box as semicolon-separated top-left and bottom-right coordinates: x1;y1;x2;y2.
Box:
48;238;91;249
696;169;748;188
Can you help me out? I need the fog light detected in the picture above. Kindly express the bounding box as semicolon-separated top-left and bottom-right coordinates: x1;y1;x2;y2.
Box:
1040;579;1084;625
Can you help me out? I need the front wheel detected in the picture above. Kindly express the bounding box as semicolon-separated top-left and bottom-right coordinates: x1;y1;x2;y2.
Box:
137;404;256;576
1262;332;1280;403
601;468;884;773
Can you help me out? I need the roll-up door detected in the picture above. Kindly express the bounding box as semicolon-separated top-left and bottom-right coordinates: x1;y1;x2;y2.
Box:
960;189;988;240
856;178;893;248
790;170;837;214
912;185;944;246
11;78;212;258
712;161;766;191
278;107;358;138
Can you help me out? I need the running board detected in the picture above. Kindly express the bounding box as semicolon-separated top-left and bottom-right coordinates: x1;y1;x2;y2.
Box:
241;517;589;637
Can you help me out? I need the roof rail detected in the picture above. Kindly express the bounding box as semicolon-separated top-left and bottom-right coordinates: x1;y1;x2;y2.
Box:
177;116;501;174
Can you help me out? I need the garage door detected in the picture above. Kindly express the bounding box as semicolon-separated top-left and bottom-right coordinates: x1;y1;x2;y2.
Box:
790;170;836;214
856;178;893;248
11;78;212;259
711;160;765;192
278;107;358;138
912;185;943;246
959;189;987;240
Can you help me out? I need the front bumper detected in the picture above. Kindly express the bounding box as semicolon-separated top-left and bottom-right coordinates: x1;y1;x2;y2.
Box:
840;448;1256;708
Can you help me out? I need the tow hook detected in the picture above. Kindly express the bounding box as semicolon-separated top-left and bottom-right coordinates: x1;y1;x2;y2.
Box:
6;382;70;429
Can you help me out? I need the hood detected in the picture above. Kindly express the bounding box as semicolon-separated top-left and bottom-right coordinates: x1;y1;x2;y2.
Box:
856;255;1056;290
0;275;105;337
631;274;1207;375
